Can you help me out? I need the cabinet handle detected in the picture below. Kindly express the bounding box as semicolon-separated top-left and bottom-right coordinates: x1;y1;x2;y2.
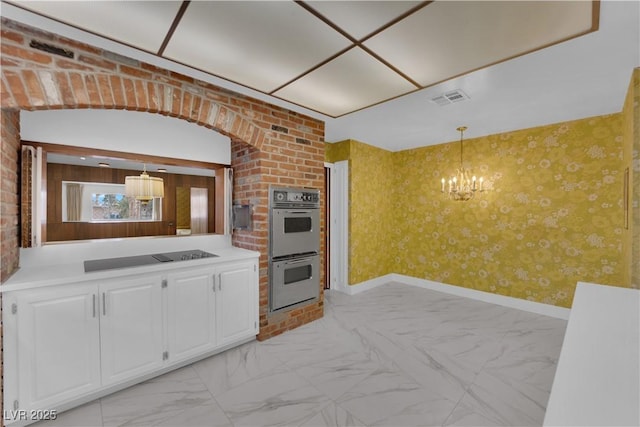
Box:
102;293;106;316
92;294;96;318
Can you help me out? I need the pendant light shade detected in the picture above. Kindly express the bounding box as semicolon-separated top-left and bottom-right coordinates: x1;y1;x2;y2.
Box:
125;165;164;203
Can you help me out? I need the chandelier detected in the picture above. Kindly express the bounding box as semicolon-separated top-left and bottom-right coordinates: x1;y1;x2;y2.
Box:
124;165;164;203
441;126;484;201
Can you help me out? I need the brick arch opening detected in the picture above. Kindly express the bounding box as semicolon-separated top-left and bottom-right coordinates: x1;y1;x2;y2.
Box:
3;71;267;151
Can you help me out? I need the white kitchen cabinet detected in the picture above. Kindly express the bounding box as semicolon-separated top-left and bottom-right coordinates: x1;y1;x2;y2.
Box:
14;284;101;412
99;275;164;386
166;260;259;357
9;276;164;412
166;267;216;362
3;253;259;425
216;260;259;346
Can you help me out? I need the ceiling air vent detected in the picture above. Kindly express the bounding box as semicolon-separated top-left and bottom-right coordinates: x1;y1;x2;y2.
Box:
30;40;74;59
430;89;469;106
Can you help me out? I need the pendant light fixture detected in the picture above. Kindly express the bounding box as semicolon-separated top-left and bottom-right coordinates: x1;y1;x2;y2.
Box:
124;164;164;203
441;126;484;201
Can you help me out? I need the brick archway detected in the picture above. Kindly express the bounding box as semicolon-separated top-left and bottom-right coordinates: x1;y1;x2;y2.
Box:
1;71;266;151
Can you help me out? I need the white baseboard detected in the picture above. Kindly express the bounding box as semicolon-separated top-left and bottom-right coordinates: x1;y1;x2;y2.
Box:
333;274;395;295
342;274;570;320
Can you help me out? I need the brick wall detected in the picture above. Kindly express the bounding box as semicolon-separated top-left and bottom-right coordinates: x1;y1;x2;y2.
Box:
0;109;20;426
231;131;325;339
0;109;20;283
0;16;325;345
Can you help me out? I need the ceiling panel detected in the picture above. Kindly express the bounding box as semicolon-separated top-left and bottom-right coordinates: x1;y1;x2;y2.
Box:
164;1;353;93
305;0;423;40
3;0;622;138
11;0;182;53
364;1;595;87
274;47;416;117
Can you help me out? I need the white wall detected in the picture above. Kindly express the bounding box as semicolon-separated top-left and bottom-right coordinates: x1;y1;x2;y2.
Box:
20;109;231;165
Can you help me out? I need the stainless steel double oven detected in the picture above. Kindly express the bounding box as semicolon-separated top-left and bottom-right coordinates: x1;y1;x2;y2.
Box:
269;186;320;313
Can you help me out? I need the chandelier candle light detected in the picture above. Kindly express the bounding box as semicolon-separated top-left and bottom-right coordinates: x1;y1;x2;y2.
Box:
124;164;164;203
441;126;484;201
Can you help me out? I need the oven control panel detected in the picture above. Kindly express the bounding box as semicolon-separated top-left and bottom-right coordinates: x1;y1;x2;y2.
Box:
271;187;320;207
273;190;318;203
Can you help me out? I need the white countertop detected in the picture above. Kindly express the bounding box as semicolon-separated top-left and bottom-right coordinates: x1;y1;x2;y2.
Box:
1;235;260;293
543;282;640;427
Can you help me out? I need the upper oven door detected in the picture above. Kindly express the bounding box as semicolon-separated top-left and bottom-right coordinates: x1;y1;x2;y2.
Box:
270;208;320;258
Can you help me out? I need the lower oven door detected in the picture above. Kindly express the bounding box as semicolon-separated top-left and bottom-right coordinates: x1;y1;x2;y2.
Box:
270;254;320;312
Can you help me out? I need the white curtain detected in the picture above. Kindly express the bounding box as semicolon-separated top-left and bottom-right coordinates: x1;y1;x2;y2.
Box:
66;183;83;221
190;187;208;234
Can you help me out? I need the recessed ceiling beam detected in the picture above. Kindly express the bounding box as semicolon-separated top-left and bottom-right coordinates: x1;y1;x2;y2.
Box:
157;1;191;56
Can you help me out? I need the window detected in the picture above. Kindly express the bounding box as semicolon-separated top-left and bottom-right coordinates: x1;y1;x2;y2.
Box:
91;193;156;221
62;182;162;222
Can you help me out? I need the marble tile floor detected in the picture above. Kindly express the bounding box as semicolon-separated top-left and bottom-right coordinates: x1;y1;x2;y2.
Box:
33;283;567;427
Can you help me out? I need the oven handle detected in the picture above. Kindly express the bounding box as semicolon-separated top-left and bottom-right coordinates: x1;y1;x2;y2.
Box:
288;211;311;214
283;256;316;264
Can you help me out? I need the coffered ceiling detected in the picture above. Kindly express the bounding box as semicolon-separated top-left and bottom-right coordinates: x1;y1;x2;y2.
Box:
1;1;639;150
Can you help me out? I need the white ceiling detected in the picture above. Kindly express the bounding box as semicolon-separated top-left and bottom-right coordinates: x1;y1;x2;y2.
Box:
1;1;639;151
47;152;216;177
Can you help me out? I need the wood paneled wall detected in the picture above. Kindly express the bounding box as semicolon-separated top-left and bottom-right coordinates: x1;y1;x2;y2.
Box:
47;163;216;242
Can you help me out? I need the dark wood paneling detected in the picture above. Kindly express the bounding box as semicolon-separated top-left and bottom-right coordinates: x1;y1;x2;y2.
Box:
47;163;217;242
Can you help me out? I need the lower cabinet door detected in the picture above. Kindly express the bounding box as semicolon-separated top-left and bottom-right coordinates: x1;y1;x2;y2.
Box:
99;275;164;386
16;284;101;411
166;267;216;362
216;261;259;347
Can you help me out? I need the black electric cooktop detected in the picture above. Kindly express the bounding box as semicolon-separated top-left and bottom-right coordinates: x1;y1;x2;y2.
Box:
84;249;218;273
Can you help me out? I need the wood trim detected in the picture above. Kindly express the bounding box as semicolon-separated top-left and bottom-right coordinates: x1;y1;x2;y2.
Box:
8;1;601;119
592;0;601;31
19;139;225;242
45;163;217;241
157;1;191;56
21;141;226;171
315;0;603;118
290;1;429;90
41;150;47;244
357;1;433;43
269;45;357;95
214;168;226;233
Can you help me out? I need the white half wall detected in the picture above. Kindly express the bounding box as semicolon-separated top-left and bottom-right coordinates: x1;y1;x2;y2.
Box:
544;282;639;426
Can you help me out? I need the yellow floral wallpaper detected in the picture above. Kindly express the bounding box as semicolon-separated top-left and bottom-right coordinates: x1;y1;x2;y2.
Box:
327;112;634;308
393;115;625;308
325;139;350;163
326;139;395;284
349;141;395;283
326;70;640;307
624;68;640;286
